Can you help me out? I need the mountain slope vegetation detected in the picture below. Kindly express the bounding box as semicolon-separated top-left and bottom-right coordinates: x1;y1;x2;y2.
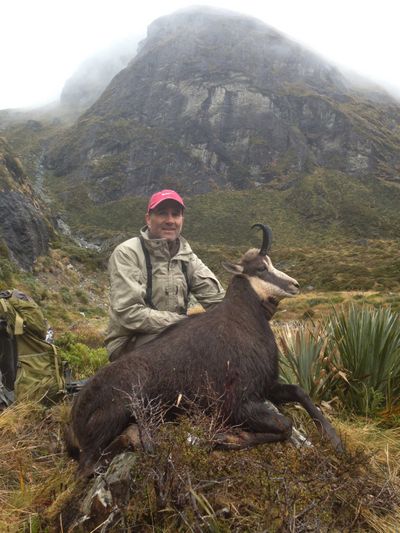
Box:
0;6;399;297
45;7;400;207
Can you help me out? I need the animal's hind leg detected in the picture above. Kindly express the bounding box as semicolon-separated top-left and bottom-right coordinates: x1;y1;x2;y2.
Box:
77;448;102;478
269;383;343;452
77;424;147;478
102;424;142;458
102;423;154;457
215;400;292;450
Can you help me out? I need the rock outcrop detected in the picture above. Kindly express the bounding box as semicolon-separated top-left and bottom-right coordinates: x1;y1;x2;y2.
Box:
0;137;52;270
48;7;400;203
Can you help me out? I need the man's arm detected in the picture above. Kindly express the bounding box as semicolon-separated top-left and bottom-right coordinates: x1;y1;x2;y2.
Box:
188;254;225;309
109;246;185;334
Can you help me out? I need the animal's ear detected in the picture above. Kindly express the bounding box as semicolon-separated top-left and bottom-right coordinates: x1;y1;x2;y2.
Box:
221;261;244;274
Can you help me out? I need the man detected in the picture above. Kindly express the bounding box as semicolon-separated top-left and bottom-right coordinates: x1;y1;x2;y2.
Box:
105;189;225;361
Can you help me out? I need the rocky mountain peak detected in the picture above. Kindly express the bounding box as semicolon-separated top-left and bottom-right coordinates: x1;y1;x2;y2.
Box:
47;7;400;204
140;7;346;96
146;7;270;40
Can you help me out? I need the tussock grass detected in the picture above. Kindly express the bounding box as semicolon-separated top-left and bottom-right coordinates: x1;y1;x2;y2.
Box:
329;304;400;415
278;305;400;417
335;418;400;532
278;321;336;403
1;399;400;531
0;401;75;532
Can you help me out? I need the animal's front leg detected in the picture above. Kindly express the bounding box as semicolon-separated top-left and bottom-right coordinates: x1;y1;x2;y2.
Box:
269;383;343;452
213;428;288;450
214;399;294;450
263;399;312;448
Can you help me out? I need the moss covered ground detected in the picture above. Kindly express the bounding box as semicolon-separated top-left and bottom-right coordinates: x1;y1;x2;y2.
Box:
1;401;400;532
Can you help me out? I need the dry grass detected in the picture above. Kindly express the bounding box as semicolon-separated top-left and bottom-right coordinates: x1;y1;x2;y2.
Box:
275;290;400;322
0;401;75;532
333;419;400;532
1;399;400;532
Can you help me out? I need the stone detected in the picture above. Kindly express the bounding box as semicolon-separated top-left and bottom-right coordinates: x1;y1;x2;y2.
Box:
47;7;400;203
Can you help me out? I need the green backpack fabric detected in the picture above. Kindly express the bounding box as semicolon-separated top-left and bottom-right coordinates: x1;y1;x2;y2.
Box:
0;290;65;404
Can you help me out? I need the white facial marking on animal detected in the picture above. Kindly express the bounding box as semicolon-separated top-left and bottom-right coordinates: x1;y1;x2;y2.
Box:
249;277;278;300
248;256;300;301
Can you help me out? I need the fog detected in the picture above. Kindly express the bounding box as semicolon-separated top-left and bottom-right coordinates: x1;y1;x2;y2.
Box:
1;0;400;109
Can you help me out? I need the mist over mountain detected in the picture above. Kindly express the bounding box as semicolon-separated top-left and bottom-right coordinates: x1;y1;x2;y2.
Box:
59;35;141;113
47;7;400;204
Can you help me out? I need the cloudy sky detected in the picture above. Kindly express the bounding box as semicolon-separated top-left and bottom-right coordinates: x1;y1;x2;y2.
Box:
1;0;400;110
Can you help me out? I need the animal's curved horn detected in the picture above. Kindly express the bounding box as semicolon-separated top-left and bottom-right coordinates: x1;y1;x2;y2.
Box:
251;224;272;256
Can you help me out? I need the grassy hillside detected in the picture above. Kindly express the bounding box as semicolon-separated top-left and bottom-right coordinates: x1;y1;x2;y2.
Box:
40;167;400;297
45;167;400;244
2;109;400;325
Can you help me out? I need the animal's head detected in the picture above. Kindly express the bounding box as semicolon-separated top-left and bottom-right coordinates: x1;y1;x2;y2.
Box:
222;224;300;303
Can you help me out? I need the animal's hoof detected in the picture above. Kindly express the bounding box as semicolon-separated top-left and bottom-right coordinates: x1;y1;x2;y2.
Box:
333;439;345;454
325;428;344;453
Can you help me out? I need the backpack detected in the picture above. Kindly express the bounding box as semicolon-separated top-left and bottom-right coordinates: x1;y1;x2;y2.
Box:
0;290;65;405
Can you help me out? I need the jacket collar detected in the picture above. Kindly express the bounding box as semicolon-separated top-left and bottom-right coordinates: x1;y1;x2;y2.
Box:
140;226;192;261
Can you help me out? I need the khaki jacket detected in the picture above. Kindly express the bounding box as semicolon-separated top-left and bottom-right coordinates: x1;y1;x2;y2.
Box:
105;227;225;357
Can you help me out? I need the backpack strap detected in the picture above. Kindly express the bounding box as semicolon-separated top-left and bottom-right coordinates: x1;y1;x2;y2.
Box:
181;260;190;313
139;236;158;310
13;312;24;335
0;299;19;395
50;343;64;392
0;299;24;336
139;237;191;313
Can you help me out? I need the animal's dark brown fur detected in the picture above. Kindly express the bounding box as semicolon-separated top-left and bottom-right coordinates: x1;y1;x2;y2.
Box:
68;246;342;476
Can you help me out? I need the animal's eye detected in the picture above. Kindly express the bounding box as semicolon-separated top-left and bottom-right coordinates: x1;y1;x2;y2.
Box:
257;266;267;273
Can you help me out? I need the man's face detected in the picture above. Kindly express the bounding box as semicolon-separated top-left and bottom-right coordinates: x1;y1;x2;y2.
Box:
145;200;184;241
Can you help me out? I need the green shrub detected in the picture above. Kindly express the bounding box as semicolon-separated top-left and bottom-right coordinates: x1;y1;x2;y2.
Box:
328;304;400;416
0;241;14;287
278;322;337;403
0;259;13;288
56;332;108;378
75;289;89;304
60;287;73;304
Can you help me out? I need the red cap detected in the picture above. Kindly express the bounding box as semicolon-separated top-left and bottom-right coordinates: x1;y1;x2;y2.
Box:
147;189;185;213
